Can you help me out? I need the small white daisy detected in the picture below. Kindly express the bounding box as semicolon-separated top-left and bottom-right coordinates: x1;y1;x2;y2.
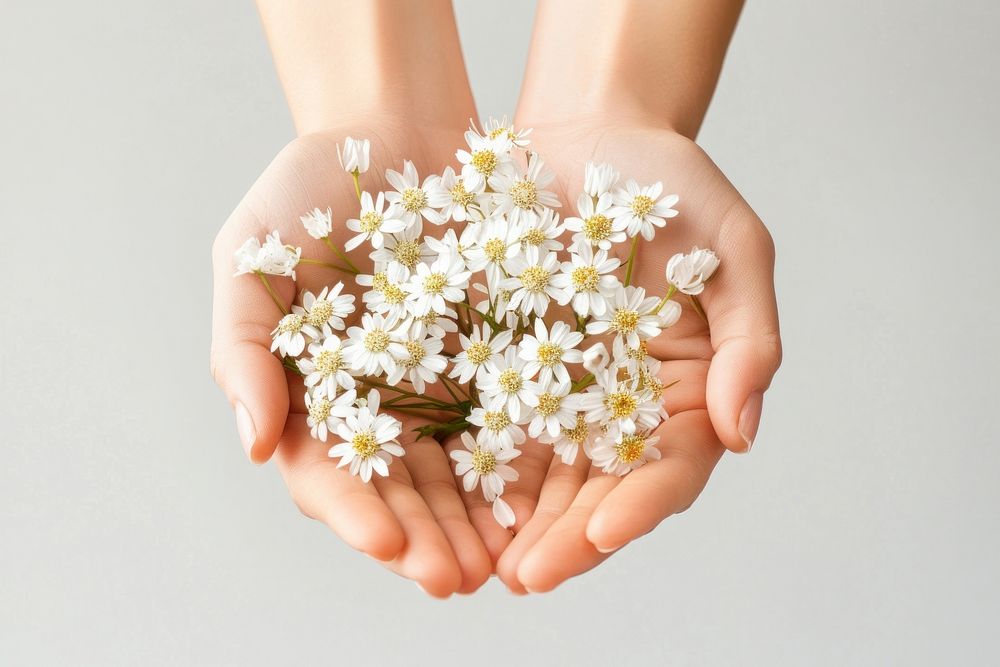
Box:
538;412;597;465
345;191;406;251
369;223;431;273
298;335;355;398
234;231;301;279
342;311;402;377
456;132;513;192
608;180;679;241
305;387;358;442
464;217;519;283
590;427;661;476
449;325;513;384
328;390;405;482
450;431;520;528
518;319;584;385
518;207;565;252
467;406;525;451
576;368;660;434
424;226;477;269
404;254;471;317
362;263;411;321
500;245;566;317
386;331;448;394
666;247;721;295
300;207;332;240
480;116;532;148
551;242;621;318
384;160;444;226
477;346;534;422
586;285;664;348
583;161;620;197
522;378;581;439
270;306;320;357
337;136;371;174
301;283;356;334
564;192;627;250
404;308;459;339
425;166;487;223
489;153;561;224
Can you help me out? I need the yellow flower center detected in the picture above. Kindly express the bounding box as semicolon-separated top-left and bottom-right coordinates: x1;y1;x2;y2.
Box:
520;266;550;292
471;150;498;176
351;430;380;458
363;329;390;353
509;180;538;209
614;434;646;463
521;228;546;246
306;300;334;327
483;410;510;432
631;194;655;218
536;393;561;417
562;414;590;444
536;342;563;366
450;179;476;207
360;211;383;233
401;187;427;212
605;391;637;419
484;237;508;263
471;448;497;474
382;284;406;305
314;349;342;376
423;272;446;295
497;369;523;394
465;341;492;365
612;308;640;333
393;240;421;269
277;314;304;334
571;266;600;292
402;340;426;368
583;214;612;241
371;272;389;293
308;396;331;423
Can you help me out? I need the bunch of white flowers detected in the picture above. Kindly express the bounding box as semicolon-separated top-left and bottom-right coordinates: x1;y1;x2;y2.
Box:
234;123;719;527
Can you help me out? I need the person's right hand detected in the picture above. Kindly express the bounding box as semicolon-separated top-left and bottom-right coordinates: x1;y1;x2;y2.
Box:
210;123;492;597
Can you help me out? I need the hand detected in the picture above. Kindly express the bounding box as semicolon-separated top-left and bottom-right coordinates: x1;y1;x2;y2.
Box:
449;122;782;593
211;124;492;596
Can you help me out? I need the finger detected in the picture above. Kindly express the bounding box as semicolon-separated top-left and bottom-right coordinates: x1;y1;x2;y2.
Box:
211;215;294;464
586;409;723;552
514;474;622;594
701;202;782;453
496;451;591;594
401;433;492;595
273;419;405;561
371;463;464;598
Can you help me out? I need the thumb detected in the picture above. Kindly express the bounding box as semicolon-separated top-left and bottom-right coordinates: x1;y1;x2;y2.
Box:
701;208;782;453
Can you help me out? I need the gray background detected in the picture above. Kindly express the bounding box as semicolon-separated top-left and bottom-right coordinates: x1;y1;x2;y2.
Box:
2;1;998;664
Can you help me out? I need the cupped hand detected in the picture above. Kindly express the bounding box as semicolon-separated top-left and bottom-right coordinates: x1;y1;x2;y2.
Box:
210;123;492;596
451;122;782;593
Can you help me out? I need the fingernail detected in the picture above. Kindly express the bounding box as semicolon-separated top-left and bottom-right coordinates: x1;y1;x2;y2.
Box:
738;391;763;452
595;545;620;554
234;401;256;461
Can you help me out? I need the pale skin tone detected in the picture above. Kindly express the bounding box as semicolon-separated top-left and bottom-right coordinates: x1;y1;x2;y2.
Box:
211;0;781;596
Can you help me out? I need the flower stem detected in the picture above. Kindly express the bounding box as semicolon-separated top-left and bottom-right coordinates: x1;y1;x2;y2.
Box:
360;378;454;407
571;372;595;393
688;294;709;325
298;257;357;275
255;272;288;315
648;285;677;315
623;235;640;286
455;301;501;332
323;236;360;274
351;170;362;201
439;373;470;402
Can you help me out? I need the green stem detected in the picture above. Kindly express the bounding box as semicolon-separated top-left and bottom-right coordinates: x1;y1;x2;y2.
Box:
688;294;709;325
351;170;362;201
455;301;501;332
255;272;288;315
439;373;470;403
648;285;678;315
360;378;454;407
323;236;360;274
571;372;595;393
623;235;640;286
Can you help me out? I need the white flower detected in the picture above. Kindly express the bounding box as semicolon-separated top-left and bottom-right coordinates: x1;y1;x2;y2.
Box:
404;254;471;316
564;193;627;250
449;325;512;384
450;431;520;528
386;331;448;394
522;378;580;438
328;390;405;482
337;136;371;174
384;160;444;226
424;226;477;268
362;263;411;320
590;427;661;476
576;368;660;434
489;153;561;224
464;217;519;282
345;191;406;251
234;231;301;279
405;308;459;339
342;311;402;377
270;306;320;357
425;166;486;223
305;387;358;442
518;319;584;385
468;406;525;451
500;245;566;317
298;335;355;398
586;285;664;348
480;116;532;148
584;161;619;197
666;247;720;295
369;222;431;273
477;346;534;422
456;132;513;191
551;242;621;317
538;412;598;465
518;207;565;252
299;207;333;240
608;180;679;241
301;283;356;334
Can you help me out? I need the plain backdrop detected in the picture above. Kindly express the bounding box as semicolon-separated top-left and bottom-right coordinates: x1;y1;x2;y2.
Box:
2;1;998;665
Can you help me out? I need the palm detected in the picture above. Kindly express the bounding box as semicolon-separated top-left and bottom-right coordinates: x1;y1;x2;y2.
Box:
212;124;492;596
446;124;774;592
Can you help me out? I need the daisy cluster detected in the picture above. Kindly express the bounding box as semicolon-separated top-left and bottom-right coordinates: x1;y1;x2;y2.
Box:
234;120;719;527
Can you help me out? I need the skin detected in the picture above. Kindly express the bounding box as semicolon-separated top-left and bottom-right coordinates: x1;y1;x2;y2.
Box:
211;0;781;596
